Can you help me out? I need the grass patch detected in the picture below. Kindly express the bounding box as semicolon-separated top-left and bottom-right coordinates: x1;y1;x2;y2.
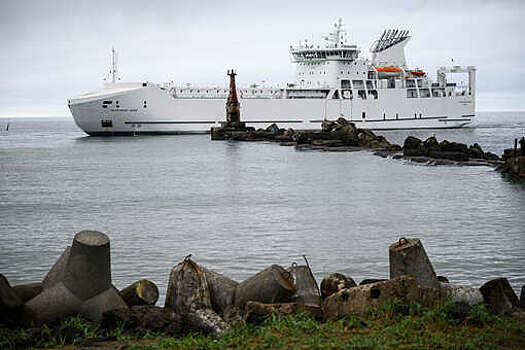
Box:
1;302;524;349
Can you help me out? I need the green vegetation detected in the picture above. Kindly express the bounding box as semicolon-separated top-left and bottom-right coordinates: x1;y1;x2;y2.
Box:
1;301;524;349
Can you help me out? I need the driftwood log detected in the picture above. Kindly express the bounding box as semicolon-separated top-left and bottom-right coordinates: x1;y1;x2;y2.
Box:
234;264;295;310
165;256;228;337
389;237;440;289
24;231;127;324
320;273;356;300
480;278;520;315
288;257;321;307
120;280;159;306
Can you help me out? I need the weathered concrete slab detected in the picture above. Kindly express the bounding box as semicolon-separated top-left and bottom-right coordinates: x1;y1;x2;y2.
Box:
202;267;238;317
234;264;295;310
439;283;483;305
288;260;321;307
480;278;520;315
323;276;441;320
389;238;440;289
165;257;212;313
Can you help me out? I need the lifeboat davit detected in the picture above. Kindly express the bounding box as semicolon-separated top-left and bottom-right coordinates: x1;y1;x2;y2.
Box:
375;66;403;78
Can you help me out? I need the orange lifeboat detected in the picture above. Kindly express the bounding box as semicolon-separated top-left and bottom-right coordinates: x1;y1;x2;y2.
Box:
375;66;403;73
375;66;403;78
410;70;426;76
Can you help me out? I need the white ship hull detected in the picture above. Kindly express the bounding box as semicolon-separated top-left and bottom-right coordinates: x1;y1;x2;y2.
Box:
69;83;474;136
69;22;476;135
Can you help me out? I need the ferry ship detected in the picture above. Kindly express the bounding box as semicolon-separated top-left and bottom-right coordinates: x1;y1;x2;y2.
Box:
68;19;476;135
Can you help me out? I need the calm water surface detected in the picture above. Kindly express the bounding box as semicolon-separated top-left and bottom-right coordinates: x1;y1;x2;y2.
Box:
1;112;524;301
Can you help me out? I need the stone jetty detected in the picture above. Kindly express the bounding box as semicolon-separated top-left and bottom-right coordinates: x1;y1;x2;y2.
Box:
2;229;524;346
498;137;525;178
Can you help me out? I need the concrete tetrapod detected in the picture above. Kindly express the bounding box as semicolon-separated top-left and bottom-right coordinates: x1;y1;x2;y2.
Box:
389;237;440;289
120;280;159;306
0;274;23;325
323;276;441;320
234;264;295;310
320;273;356;300
201;267;238;317
439;283;483;306
12;283;43;303
165;256;228;338
479;278;520;315
521;285;525;309
24;231;127;325
287;258;322;307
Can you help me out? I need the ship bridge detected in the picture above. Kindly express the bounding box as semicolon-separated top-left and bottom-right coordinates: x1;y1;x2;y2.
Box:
290;19;367;89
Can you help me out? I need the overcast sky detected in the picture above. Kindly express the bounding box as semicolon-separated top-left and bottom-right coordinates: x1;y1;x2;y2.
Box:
1;0;524;116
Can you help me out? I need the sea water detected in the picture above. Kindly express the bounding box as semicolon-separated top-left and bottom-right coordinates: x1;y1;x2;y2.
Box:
1;111;524;301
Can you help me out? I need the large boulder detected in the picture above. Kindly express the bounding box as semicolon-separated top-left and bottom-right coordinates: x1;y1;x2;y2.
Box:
234;265;295;310
428;151;469;161
479;278;520;315
24;231;127;325
389;238;440;289
468;143;484;159
320;273;356;300
439;140;468;153
265;123;281;135
403;136;422;150
421;136;440;156
484;152;500;161
321;120;336;132
323;276;440;320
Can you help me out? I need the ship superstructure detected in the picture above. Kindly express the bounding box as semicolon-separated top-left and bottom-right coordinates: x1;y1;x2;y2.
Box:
68;19;476;135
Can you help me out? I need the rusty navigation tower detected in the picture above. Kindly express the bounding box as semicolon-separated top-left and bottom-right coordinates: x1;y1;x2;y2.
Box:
226;69;241;124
